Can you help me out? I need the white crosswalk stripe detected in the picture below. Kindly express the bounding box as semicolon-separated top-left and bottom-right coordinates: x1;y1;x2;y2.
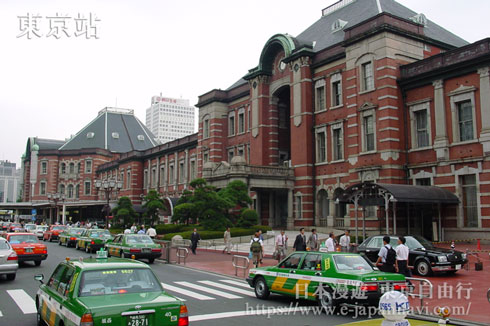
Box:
6;289;37;314
175;281;242;299
198;281;255;297
221;279;252;289
162;283;214;301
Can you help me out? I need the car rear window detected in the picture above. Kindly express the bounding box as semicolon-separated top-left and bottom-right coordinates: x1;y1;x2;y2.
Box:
53;226;66;230
333;255;373;271
79;268;162;297
0;241;9;249
126;235;153;244
9;235;38;244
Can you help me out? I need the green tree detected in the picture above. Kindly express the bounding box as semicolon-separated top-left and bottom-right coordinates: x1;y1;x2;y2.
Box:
143;190;166;226
173;178;233;230
218;180;252;223
237;208;259;228
111;197;137;227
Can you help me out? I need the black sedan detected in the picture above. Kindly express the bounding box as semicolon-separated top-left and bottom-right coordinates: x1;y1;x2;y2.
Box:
357;235;468;276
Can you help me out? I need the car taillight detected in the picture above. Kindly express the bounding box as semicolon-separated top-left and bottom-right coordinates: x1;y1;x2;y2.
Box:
394;282;408;291
80;313;93;326
360;283;378;291
130;248;141;253
41;248;47;254
7;252;17;261
151;248;160;252
91;241;95;245
70;237;77;241
178;305;189;326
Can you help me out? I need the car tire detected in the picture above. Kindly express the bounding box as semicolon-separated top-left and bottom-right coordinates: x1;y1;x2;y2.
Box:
37;310;46;326
254;277;270;299
6;273;16;281
415;260;432;276
148;258;155;264
317;287;338;314
58;240;62;246
35;260;41;266
76;243;80;250
120;251;124;258
85;245;90;253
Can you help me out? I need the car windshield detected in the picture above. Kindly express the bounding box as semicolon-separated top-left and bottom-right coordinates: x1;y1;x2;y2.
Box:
90;230;111;237
79;268;162;297
126;235;153;244
407;236;434;249
11;224;21;227
0;241;9;250
333;255;373;271
69;229;84;235
9;235;38;244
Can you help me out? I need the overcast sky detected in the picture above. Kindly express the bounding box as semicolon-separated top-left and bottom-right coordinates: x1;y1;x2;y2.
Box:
1;0;489;167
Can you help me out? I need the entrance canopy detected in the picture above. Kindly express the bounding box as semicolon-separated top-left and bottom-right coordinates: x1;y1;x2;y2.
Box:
337;182;459;205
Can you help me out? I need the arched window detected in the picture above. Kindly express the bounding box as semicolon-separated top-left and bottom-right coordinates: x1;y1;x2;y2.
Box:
67;185;74;198
60;184;65;195
317;190;329;218
69;163;75;174
60;163;66;174
75;184;80;199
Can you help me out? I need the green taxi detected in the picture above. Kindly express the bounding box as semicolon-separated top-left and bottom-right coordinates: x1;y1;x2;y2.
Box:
247;251;407;311
58;228;85;247
105;234;161;264
35;252;189;326
76;229;113;253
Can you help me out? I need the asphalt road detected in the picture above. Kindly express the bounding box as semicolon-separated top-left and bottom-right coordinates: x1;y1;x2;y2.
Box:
0;241;370;325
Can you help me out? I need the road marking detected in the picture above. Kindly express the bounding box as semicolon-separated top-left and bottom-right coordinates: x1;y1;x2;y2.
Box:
198;281;255;297
175;281;242;299
162;283;214;301
7;289;37;314
0;310;3;317
221;279;252;289
189;306;315;322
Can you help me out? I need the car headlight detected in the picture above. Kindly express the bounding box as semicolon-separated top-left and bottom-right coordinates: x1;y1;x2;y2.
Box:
437;255;448;263
462;253;467;260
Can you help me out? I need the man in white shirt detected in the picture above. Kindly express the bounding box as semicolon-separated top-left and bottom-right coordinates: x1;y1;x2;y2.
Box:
325;232;336;252
223;227;232;254
339;230;351;252
275;230;288;261
146;225;157;239
395;236;411;277
124;226;131;234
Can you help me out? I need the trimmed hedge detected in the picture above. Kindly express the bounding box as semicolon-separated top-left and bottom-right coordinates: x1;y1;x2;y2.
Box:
161;226;271;241
109;228;123;235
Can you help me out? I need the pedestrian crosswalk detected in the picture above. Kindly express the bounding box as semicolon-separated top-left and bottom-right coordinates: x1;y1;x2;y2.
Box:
0;279;255;318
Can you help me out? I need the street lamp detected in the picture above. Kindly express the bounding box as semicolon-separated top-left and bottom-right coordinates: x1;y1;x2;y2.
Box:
95;178;123;229
47;193;65;224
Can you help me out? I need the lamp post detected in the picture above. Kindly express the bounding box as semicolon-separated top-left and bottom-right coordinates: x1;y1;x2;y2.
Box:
95;178;123;229
47;193;65;224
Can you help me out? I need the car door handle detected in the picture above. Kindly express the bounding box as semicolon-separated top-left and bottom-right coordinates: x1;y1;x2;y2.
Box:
290;270;296;274
315;272;322;276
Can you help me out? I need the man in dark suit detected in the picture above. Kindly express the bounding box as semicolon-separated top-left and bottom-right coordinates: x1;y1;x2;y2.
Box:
293;228;307;251
190;228;201;254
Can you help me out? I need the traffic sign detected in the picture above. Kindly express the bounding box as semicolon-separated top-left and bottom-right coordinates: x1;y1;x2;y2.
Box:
31;209;37;216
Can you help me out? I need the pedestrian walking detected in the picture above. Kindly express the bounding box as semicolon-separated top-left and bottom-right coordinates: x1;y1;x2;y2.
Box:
339;230;351;252
250;231;264;267
146;225;157;239
376;236;396;273
223;227;232;254
307;229;320;251
395;236;411;278
293;228;307;251
190;228;200;255
275;230;288;262
325;232;336;252
130;223;137;234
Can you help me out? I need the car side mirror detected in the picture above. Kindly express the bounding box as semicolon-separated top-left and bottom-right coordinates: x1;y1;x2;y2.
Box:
34;274;44;283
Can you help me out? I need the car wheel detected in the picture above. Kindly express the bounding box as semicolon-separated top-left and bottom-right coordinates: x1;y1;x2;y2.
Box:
120;251;124;258
35;260;41;266
317;287;338;314
58;240;62;246
6;273;16;281
254;277;270;299
85;245;90;253
37;310;46;326
76;242;80;250
415;260;432;276
148;258;155;264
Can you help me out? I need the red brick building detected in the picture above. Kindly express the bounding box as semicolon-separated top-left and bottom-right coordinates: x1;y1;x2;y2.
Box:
19;0;489;240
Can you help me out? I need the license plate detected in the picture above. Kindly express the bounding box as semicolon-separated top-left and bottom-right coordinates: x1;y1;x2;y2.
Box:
456;264;461;270
127;315;149;326
25;248;33;253
142;248;151;253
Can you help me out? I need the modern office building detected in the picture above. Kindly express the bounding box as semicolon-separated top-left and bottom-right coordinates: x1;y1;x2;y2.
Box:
146;95;195;144
0;161;21;203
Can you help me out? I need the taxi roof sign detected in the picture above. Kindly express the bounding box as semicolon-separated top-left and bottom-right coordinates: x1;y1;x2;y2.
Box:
96;249;108;259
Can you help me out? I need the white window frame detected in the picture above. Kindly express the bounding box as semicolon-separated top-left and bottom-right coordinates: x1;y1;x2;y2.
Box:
330;73;343;108
228;112;235;136
409;101;432;149
126;171;131;189
40;161;48;174
360;109;376;153
160;165;165;186
238;108;245;134
179;161;185;183
315;79;326;112
190;159;196;181
85;160;92;173
40;181;46;195
143;169;148;188
449;88;477;144
151;167;156;188
295;192;303;219
331;122;344;161
84;180;91;195
169;164;174;184
203;116;210;139
315;127;327;163
60;162;66;175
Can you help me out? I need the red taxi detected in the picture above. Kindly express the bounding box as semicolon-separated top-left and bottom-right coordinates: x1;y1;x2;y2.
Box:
42;225;67;242
4;233;47;266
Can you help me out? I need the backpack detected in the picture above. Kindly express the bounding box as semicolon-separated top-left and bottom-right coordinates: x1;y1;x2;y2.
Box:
251;239;262;253
385;245;396;265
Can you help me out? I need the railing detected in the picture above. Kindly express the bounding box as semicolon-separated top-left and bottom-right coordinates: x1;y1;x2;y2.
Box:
334;218;345;228
176;247;189;265
232;255;250;277
406;277;433;314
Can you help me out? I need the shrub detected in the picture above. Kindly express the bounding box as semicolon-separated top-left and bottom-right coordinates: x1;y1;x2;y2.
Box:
109;228;123;235
237;209;258;228
155;224;184;235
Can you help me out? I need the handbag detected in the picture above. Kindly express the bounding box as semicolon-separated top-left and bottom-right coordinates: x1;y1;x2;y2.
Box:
248;251;253;259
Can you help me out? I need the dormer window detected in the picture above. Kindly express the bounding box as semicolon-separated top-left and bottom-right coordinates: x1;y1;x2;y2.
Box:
137;135;145;141
86;132;95;139
331;19;348;33
410;13;427;26
112;132;119;139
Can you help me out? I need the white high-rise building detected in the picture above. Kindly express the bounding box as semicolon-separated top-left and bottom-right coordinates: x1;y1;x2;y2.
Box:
146;95;195;144
0;160;21;203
